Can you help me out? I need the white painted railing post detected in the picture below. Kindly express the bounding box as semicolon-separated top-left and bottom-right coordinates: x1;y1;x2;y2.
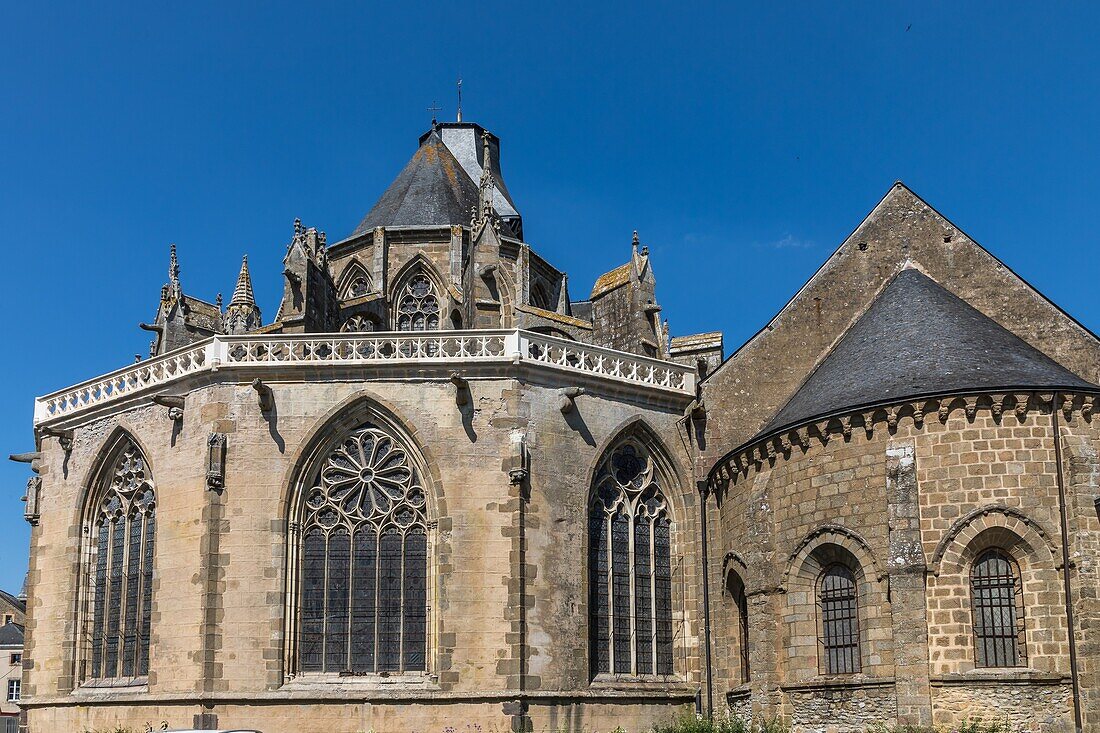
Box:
505;330;524;362
206;337;228;371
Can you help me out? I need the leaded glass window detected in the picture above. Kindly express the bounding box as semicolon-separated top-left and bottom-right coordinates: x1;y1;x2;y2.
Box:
819;564;860;674
84;438;155;681
971;549;1026;668
395;274;440;332
298;422;429;674
589;441;674;677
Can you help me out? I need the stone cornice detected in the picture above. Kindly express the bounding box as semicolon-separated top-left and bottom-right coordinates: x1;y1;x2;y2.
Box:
708;389;1099;490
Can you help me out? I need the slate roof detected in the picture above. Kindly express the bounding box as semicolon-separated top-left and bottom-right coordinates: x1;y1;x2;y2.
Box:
0;622;23;647
761;268;1097;436
352;123;523;238
0;590;25;615
352;130;478;236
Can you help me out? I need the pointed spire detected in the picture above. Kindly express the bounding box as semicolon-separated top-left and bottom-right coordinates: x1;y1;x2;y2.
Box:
230;255;256;307
223;254;262;335
167;243;182;298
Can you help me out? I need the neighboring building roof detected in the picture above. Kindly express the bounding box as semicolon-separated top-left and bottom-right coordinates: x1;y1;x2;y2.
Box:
761;268;1098;436
591;262;632;299
352;123;521;238
670;332;723;354
0;590;25;615
0;623;23;647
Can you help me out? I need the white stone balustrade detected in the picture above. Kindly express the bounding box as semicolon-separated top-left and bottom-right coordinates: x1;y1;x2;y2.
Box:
34;330;695;424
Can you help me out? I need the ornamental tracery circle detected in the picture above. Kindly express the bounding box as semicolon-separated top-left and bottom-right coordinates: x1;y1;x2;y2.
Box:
592;441;667;519
305;424;427;532
98;443;156;520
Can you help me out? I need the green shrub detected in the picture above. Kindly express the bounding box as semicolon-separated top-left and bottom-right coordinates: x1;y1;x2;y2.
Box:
651;714;789;733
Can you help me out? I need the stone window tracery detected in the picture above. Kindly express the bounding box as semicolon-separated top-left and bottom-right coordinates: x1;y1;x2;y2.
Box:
589;441;674;678
971;549;1026;668
818;564;860;674
340;314;376;333
340;263;373;300
395;273;441;332
297;422;428;675
82;437;155;682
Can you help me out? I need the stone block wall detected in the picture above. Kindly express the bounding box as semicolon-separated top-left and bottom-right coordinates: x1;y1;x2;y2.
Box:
22;372;699;733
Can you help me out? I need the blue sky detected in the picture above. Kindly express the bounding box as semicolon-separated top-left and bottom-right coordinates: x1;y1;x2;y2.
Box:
2;2;1099;593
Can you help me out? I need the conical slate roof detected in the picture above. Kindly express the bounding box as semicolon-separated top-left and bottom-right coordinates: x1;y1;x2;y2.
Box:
761;268;1096;435
352;129;479;236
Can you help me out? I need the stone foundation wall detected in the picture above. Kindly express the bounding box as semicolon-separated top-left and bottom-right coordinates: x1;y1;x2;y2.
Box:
931;681;1073;732
785;683;896;733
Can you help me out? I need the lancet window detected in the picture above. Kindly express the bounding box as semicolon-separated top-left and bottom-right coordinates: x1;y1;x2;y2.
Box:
340;263;373;300
589;440;674;677
83;437;156;681
297;421;428;674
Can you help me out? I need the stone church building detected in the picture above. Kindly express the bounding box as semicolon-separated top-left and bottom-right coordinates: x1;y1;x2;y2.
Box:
13;120;1100;733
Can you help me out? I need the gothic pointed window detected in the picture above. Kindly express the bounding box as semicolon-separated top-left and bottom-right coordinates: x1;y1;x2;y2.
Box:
819;564;860;674
395;273;441;331
589;440;675;678
971;549;1026;668
82;436;156;682
296;421;429;675
340;263;373;300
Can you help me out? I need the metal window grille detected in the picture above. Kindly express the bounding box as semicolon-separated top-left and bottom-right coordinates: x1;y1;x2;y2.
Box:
819;564;860;674
971;549;1026;668
84;439;156;681
298;423;429;675
588;441;675;677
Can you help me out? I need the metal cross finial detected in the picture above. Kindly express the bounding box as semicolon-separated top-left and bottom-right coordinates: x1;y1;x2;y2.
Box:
456;77;463;122
427;101;442;125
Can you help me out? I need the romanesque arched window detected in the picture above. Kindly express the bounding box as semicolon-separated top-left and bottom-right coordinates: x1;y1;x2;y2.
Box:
395;273;440;331
589;440;674;677
296;421;429;674
818;564;860;674
971;549;1026;668
727;571;750;683
82;436;156;682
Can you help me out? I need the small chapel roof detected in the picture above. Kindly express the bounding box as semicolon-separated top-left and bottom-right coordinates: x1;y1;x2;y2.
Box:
760;268;1097;436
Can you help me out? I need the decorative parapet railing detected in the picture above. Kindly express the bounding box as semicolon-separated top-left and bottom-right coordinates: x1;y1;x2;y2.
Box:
34;330;696;424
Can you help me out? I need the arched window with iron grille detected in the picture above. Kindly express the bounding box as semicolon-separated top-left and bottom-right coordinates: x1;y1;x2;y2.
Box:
295;421;429;675
971;549;1026;668
589;440;675;678
818;564;860;675
81;435;156;682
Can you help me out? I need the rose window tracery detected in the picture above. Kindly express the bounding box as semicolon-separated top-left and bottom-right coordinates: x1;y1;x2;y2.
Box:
298;423;428;675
